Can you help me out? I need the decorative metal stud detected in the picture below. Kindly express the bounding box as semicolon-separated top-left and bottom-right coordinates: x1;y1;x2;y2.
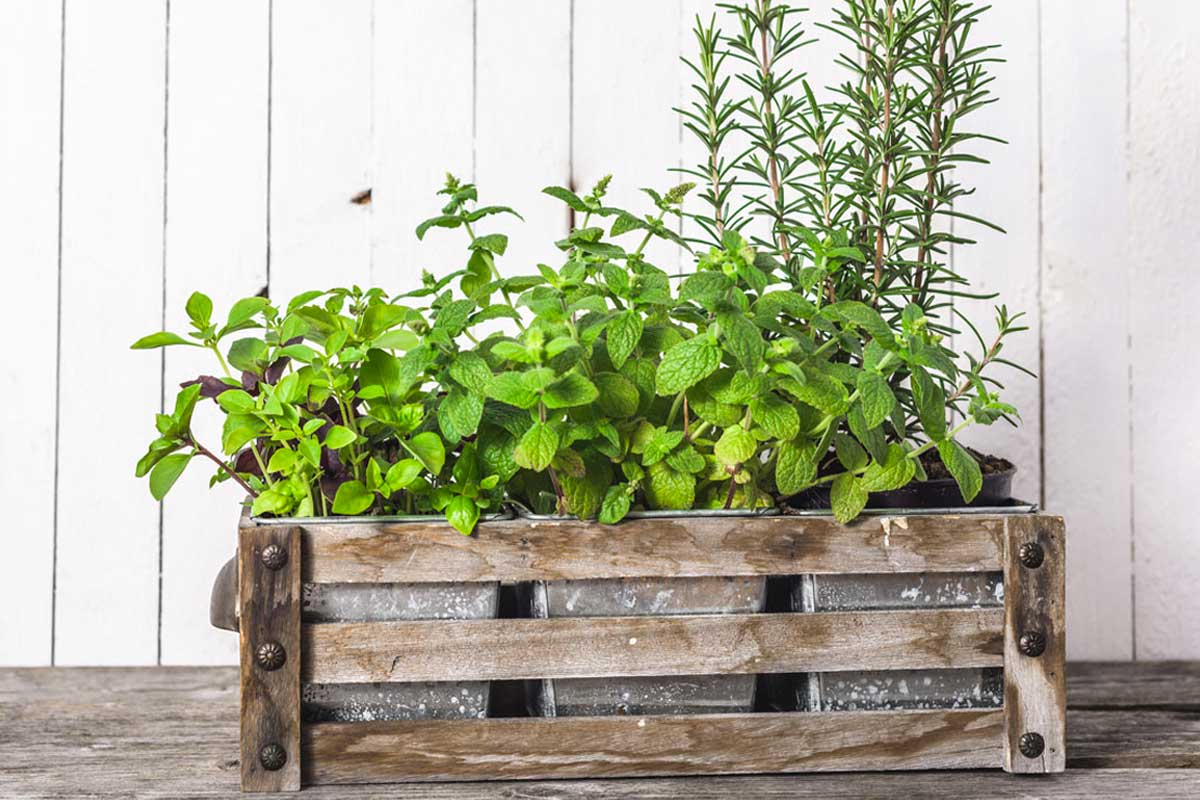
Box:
259;743;287;771
1019;631;1047;657
1018;541;1045;569
1019;732;1045;759
255;641;286;671
260;543;288;571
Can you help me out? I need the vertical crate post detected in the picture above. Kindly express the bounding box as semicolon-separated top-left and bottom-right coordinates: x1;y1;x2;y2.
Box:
238;524;302;791
1002;515;1067;773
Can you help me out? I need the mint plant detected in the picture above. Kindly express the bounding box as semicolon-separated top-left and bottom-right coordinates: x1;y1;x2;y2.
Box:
134;0;1032;528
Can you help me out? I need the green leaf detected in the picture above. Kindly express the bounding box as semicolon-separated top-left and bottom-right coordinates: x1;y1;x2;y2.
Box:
848;401;889;464
938;439;983;503
544;372;599;409
749;394;799;440
775;439;817;496
594;372;640;418
185;292;213;326
560;454;611;520
827;301;895;348
445;495;481;536
513;422;559;472
655;337;721;396
715;427;757;466
221;413;265;455
910;366;948;441
250;488;292;517
471;233;509;256
857;372;896;429
542;185;589;212
149;453;191;500
833;433;869;472
598;485;632;524
680;272;732;308
227;337;270;373
332;480;375;515
359;349;405;407
862;444;917;493
130;331;199;350
607;310;643;370
406;431;446;475
266;448;297;473
385;458;424;490
666;445;706;474
645;462;695;510
831;474;869;524
298;437;321;468
486;371;539;409
718;311;766;374
643;428;686;466
787;367;850;416
171;383;203;430
360;303;410;340
415;214;462;240
433;299;475;338
610;212;644;237
437;387;484;443
225;297;270;330
324;425;357;450
448;351;493;395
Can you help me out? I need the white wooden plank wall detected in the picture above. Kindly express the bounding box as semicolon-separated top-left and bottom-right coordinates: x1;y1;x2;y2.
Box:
3;1;1199;666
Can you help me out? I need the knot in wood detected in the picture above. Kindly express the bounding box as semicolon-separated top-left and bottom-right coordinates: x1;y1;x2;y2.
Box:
1018;541;1044;569
1019;732;1045;759
260;544;288;571
254;641;286;671
259;743;287;771
1019;631;1047;657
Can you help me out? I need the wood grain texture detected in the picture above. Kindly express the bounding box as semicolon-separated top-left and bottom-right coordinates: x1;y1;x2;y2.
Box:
160;0;269;667
1039;0;1132;661
1128;3;1200;660
238;526;301;791
0;0;62;667
295;513;1008;583
55;0;166;666
2;664;1199;798
1003;515;1067;773
370;0;472;290
303;709;1004;783
304;608;1003;684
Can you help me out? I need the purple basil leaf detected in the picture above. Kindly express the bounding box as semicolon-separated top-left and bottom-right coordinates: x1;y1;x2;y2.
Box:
181;375;229;400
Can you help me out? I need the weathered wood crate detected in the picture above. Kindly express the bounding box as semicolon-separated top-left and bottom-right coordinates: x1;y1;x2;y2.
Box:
237;510;1065;791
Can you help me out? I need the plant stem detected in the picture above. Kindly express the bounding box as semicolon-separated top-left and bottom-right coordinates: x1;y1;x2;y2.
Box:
187;435;258;498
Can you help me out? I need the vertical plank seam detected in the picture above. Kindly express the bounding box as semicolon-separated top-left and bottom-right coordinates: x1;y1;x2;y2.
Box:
157;0;173;668
50;0;69;667
471;0;478;184
1035;0;1046;512
266;0;274;294
1123;0;1136;661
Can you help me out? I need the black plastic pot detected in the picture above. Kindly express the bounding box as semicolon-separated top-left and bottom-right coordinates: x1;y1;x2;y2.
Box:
789;463;1017;511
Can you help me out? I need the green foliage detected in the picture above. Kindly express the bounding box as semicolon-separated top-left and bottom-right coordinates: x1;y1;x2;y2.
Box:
134;2;1032;531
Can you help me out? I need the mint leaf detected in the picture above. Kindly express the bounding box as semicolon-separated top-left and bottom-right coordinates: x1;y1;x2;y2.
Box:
909;366;947;441
680;271;732;309
857;372;896;429
437;387;484;443
544;372;599;409
718;311;766;374
445;495;481;536
645;461;696;510
833;433;869;472
938;438;983;503
448;351;493;395
513;422;559;471
598;485;632;524
715;427;756;466
486;372;539;409
749;393;800;440
656;337;721;395
827;301;896;348
607;310;643;370
862;444;917;493
775;439;817;496
594;372;640;418
643;428;686;466
831;474;869;523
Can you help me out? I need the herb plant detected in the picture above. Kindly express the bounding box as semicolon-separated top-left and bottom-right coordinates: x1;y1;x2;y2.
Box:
134;0;1030;528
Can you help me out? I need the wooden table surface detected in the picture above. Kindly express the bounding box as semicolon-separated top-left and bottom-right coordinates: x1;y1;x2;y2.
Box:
1;662;1197;798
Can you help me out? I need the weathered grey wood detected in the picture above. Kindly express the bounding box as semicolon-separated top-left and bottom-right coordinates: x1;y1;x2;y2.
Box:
291;513;1008;583
303;709;1005;783
1069;661;1200;710
238;525;301;791
303;608;1004;684
1;665;1198;798
1003;515;1068;773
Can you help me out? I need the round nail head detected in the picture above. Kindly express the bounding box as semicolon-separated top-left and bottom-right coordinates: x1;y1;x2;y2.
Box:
1019;732;1045;759
255;641;287;671
260;743;287;771
1018;542;1045;569
1019;631;1047;657
260;544;288;571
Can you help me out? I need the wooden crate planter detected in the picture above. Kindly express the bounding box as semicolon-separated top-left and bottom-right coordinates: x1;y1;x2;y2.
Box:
237;511;1065;791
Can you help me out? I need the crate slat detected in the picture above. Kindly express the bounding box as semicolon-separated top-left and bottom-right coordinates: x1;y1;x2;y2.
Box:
301;708;1003;783
1003;515;1067;773
302;608;1004;683
297;514;1007;583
